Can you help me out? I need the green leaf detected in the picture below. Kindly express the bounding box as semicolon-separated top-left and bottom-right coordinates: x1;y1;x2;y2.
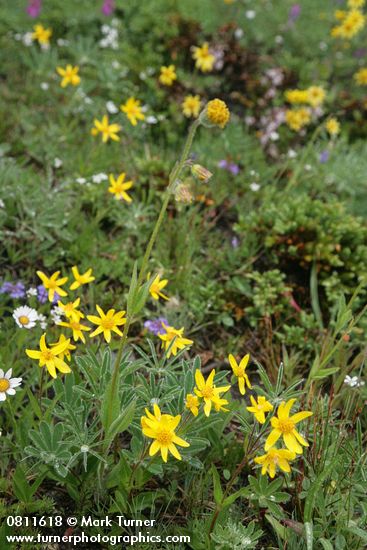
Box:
304;457;339;522
106;399;136;443
265;514;289;540
211;465;223;505
304;521;313;550
318;538;334;550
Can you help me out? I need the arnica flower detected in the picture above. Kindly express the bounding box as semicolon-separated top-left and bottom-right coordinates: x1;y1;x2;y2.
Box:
32;24;52;45
50;334;76;361
284;89;309;104
91;115;121;143
192;43;215;72
254;448;296;478
185;393;200;416
204;99;230;128
37;271;68;302
13;306;38;329
332;9;365;39
228;353;252;395
108;173;133;202
354;67;367;85
70;266;95;290
194;369;230;417
141;404;190;462
325;117;340;136
246;395;273;424
0;368;22;401
56;65;81;88
348;0;365;7
158;323;193;358
26;333;72;379
265;398;313;455
182;95;201;118
87;305;126;343
285;108;311;131
120;97;145;126
57;319;91;343
159;65;177;86
306;86;326;108
149;274;169;301
58;297;84;321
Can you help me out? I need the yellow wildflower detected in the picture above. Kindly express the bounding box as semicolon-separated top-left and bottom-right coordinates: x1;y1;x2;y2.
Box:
332;9;365;38
306;86;326;107
57;319;91;343
37;271;68;302
354;67;367;85
70;266;95;290
32;24;52;46
265;398;313;455
159;65;177;86
87;305;126;343
158;323;193;358
348;0;365;7
285;108;311;131
182;95;201;118
120;97;145;126
91;115;121;143
246;395;273;424
26;333;71;379
57;297;84;322
284;89;309;104
205;99;230;128
254;448;296;478
56;65;80;87
192;43;215;72
325;117;340;136
228;353;252;395
194;369;230;417
108;173;133;202
149;274;169;301
141;404;189;462
185;393;200;416
50;334;76;362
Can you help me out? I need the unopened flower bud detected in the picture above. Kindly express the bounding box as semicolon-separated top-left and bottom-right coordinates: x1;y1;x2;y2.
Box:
191;164;213;183
174;183;194;204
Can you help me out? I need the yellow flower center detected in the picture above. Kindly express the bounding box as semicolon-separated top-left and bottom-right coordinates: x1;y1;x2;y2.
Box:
101;318;115;330
41;350;54;361
47;280;57;289
278;419;295;434
70;321;81;330
200;386;214;399
156;429;173;445
0;378;10;392
19;315;30;325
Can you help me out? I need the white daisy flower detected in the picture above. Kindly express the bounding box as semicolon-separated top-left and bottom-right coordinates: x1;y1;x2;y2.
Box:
0;368;22;401
13;306;38;329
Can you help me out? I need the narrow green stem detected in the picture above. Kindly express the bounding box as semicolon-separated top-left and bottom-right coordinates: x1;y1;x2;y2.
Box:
104;119;200;442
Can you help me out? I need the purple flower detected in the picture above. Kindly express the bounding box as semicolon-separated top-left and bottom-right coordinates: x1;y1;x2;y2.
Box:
231;236;239;248
0;281;26;298
319;150;329;164
102;0;115;16
144;318;168;336
37;284;59;304
26;0;42;18
218;160;229;169
218;160;240;175
288;4;301;23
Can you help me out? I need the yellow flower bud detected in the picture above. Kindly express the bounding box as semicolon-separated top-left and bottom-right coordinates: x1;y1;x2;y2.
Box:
191;164;213;183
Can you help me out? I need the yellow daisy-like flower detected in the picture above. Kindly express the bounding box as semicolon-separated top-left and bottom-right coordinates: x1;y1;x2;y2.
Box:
348;0;365;7
246;395;273;424
32;24;52;45
332;9;365;39
185;393;200;416
228;353;252;395
265;398;313;455
285;108;311;131
91;115;121;143
87;305;126;343
159;65;177;86
70;266;95;291
354;67;367;85
26;333;71;379
254;448;296;478
192;42;215;73
57;319;91;343
149;274;169;301
205;99;230;128
108;173;133;202
141;404;190;462
325;117;340;136
306;86;326;108
194;369;230;417
158;323;193;358
120;97;145;126
56;65;80;88
37;270;68;302
50;334;76;362
182;95;201;118
57;297;84;322
284;89;309;104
